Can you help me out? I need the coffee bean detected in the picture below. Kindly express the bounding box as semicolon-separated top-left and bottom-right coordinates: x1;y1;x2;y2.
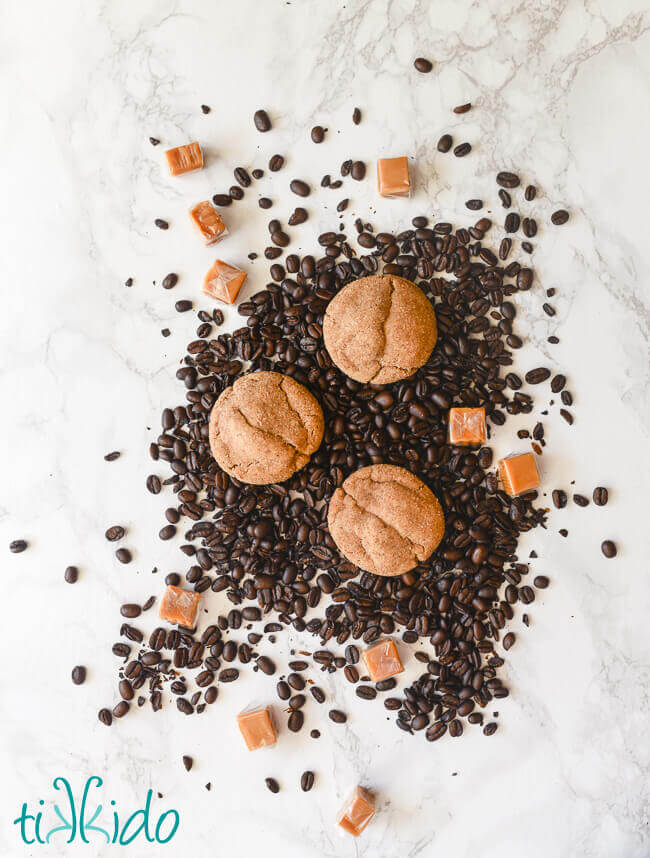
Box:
149;137;159;146
288;207;308;226
115;549;132;564
253;110;271;132
105;525;125;543
550;374;566;393
162;273;178;290
437;134;452;153
175;300;192;313
154;219;169;230
268;154;284;172
466;199;483;210
265;777;280;794
311;126;325;143
234;167;251;188
483;722;498;736
300;770;314;792
329;709;347;724
257;656;276;675
71;666;86;685
496;171;520;188
498;189;511;208
593;487;608;506
560;409;573;425
352;107;361;125
290;179;310;197
505;213;520;233
229;186;244;201
552;490;567;509
310;687;326;704
288;710;304;732
64;565;79;583
454;103;471;114
502;633;515;651
356;685;377;700
259;197;272;209
98;708;112;726
182;755;193;771
146;475;161;494
525;184;537;201
525;367;551;384
120;603;141;618
533;576;549;588
453;143;471;157
212;194;232;207
218;667;239;684
414;58;433;73
551;209;569;225
351;161;366;181
573;494;589;507
601;540;617;558
113;701;130;718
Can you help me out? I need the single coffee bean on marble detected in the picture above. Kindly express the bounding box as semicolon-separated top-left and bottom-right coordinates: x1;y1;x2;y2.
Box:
573;494;589;507
414;57;433;73
466;199;483;210
265;777;280;794
525;184;537;201
351;161;366;180
64;565;79;583
454;102;471;114
257;656;276;675
10;539;28;553
498;189;511;208
212;194;232;207
290;179;310;197
234;167;251;188
311;125;325;143
154;218;169;230
268;154;284;172
496;171;520;188
146;475;161;494
115;549;132;564
71;666;86;685
437;134;452;152
593;487;609;506
453;142;471;157
551;209;569;225
300;771;315;792
162;273;178;290
253;110;271;132
534;575;549;588
552;490;567;509
352;107;362;124
98;708;112;726
505;213;520;233
288;710;304;732
120;603;141;618
601;540;617;558
229;186;244;200
502;633;515;651
329;709;347;724
525;367;551;384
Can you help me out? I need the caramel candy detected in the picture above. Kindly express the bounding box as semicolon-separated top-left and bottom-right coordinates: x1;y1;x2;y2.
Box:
158;585;201;629
362;638;404;683
203;260;247;304
165;142;203;176
190;201;228;245
377;156;410;198
338;786;375;837
237;706;277;751
448;407;486;446
498;452;540;497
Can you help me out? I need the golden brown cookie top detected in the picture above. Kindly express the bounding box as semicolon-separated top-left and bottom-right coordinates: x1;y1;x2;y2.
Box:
327;464;445;576
208;371;324;485
323;274;437;384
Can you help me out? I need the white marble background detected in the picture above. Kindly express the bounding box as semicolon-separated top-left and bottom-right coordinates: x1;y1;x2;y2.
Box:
1;0;649;855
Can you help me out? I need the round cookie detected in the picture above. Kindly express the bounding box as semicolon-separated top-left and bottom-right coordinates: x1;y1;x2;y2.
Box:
209;371;324;485
323;274;437;384
327;464;445;577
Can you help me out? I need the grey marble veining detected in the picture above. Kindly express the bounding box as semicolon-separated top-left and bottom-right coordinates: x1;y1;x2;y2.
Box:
1;0;649;856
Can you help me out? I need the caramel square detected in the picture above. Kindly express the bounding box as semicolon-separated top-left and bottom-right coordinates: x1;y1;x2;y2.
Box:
158;585;201;629
203;260;247;304
498;452;540;497
448;407;487;446
165;142;203;176
362;638;404;683
338;786;375;837
237;706;277;751
377;157;410;198
190;201;228;245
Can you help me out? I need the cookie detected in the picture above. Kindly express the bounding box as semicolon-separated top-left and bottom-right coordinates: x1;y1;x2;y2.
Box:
323;274;437;384
208;371;324;485
327;464;445;576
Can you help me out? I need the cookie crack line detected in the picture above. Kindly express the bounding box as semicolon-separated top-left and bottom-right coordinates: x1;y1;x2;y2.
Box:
339;488;428;559
221;403;306;472
276;376;316;443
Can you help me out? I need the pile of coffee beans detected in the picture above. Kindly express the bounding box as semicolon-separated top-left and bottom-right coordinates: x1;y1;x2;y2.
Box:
100;202;573;741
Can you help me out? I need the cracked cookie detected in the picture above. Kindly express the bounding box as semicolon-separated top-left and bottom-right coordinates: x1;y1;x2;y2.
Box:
327;464;445;576
322;274;437;384
208;371;324;485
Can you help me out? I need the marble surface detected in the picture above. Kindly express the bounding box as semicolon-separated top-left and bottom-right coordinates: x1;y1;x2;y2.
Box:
1;0;649;855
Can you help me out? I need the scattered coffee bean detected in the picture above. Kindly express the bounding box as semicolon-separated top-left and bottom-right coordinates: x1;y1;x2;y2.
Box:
212;194;232;207
265;777;280;794
149;137;160;146
64;566;79;583
593;487;608;506
175;300;192;313
154;219;169;230
300;771;315;792
466;199;483;210
496;171;520;188
414;58;433;73
146;475;162;494
525;367;551;384
573;494;589;507
453;142;471;157
534;576;549;589
351;161;366;181
105;526;125;542
288;207;308;226
259;197;272;209
329;709;347;724
9;539;28;554
104;451;120;461
253;110;271;132
311;126;325;143
290;179;310;197
98;708;112;726
115;548;132;564
437;134;452;153
552;490;567;509
524;184;537;201
71;666;86;685
551;209;569;225
352;107;361;125
601;540;617;558
454;102;471;114
162;273;178;290
182;755;193;771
